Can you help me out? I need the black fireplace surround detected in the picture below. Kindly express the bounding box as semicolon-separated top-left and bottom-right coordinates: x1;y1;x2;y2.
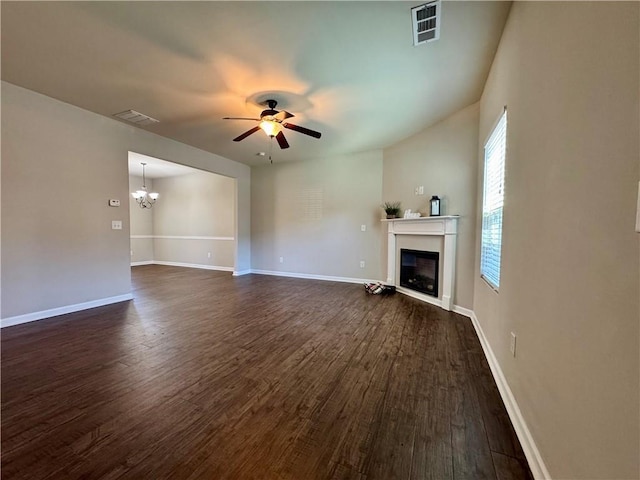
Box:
400;249;439;297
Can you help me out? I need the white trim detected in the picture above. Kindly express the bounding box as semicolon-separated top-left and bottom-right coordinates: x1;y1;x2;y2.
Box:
232;269;252;276
131;260;154;266
250;269;380;285
469;311;551;480
1;294;134;329
130;235;234;241
141;261;233;272
452;304;474;319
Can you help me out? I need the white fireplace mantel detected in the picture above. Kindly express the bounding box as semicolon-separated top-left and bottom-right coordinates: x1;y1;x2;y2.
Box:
383;216;459;311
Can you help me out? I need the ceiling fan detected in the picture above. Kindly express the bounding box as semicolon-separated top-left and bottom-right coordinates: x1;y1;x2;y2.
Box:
223;99;321;150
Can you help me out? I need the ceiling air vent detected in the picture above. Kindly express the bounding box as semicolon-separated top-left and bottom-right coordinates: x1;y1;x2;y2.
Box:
113;109;159;126
411;1;441;46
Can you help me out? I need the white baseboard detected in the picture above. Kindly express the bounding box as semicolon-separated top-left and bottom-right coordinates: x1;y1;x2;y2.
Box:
132;261;233;272
469;311;551;479
452;304;474;318
232;269;252;276
1;294;134;329
130;235;233;241
250;269;380;285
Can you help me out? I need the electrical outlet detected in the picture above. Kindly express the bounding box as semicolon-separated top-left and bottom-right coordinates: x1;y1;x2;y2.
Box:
279;256;284;263
510;332;517;357
360;260;365;268
111;220;122;230
361;224;366;232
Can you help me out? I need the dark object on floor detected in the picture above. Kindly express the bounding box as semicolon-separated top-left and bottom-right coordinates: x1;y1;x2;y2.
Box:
364;282;396;295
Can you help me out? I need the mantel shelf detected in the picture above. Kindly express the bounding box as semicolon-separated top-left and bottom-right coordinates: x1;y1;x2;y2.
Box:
381;215;460;222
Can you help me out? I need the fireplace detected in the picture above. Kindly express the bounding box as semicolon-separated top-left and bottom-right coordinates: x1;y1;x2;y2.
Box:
385;216;458;310
400;249;439;297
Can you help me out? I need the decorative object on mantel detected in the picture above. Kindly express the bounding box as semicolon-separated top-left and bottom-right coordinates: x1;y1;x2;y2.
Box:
382;201;402;219
403;209;422;219
429;195;441;216
131;162;159;209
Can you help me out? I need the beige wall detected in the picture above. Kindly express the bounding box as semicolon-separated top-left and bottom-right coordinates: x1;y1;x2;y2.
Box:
474;2;639;478
1;81;250;319
251;150;384;281
153;172;234;237
151;171;235;268
383;103;479;309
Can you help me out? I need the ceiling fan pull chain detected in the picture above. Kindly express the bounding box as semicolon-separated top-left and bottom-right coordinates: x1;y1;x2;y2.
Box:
269;136;273;164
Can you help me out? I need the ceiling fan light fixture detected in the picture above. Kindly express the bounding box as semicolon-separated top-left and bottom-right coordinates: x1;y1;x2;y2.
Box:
259;120;281;137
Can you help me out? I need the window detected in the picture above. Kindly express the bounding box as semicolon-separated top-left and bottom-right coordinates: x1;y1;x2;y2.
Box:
481;109;507;290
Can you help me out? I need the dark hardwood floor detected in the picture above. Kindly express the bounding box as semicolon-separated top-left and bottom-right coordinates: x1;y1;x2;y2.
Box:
2;265;532;480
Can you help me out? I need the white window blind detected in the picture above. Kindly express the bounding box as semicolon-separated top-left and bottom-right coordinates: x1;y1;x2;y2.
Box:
481;110;507;290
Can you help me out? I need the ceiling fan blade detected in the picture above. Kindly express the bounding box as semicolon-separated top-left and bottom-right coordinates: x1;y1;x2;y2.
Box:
223;117;261;121
233;126;261;142
282;122;322;139
276;131;290;149
274;110;294;121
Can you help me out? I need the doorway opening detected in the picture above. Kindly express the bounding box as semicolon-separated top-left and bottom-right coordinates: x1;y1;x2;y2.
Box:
128;152;237;274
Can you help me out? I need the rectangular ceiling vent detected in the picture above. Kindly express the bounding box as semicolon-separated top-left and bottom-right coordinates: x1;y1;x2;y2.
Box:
113;109;159;126
411;1;441;46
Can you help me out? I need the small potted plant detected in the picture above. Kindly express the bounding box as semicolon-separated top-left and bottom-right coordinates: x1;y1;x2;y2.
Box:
382;201;402;219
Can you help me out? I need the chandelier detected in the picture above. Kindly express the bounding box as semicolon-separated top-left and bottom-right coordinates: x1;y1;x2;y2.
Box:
131;162;159;208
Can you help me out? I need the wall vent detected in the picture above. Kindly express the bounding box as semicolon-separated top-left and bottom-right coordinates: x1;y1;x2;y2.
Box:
113;110;159;126
411;1;441;46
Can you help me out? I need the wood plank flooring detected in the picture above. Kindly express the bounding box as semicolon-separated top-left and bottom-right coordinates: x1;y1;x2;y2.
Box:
2;265;532;479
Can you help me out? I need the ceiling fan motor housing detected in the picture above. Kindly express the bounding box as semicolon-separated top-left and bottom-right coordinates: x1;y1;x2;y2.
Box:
261;100;279;119
260;109;278;119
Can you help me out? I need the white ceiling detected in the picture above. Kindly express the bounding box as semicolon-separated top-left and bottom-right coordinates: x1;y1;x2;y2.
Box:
1;1;511;167
128;152;201;179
